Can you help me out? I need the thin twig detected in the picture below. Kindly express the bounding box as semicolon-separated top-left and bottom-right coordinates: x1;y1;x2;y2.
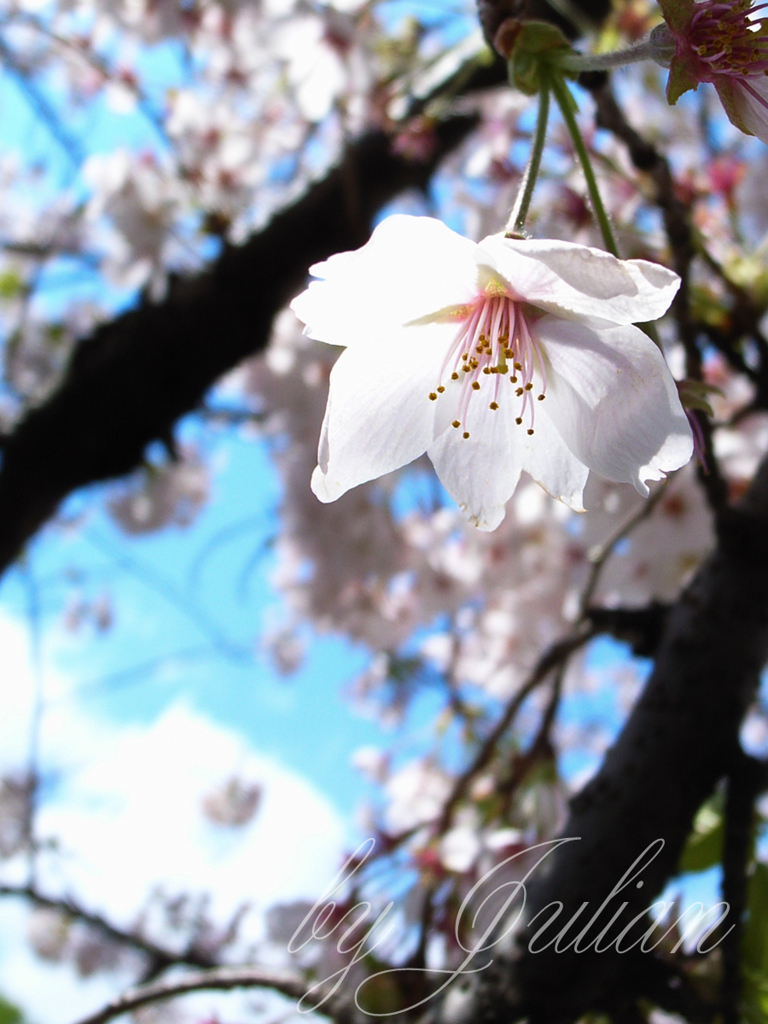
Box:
435;623;596;834
0;884;218;973
69;966;313;1024
579;477;671;615
497;664;565;819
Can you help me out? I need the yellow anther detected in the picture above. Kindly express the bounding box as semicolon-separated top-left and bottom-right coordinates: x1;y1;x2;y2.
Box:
452;420;461;428
516;388;524;396
462;353;468;360
429;392;437;401
489;402;498;410
524;383;533;391
472;382;481;391
515;417;523;425
510;375;518;383
476;345;484;353
514;362;522;370
537;394;545;401
437;385;445;393
451;372;459;380
504;348;513;358
527;428;534;435
462;431;470;439
483;367;491;375
462;365;471;373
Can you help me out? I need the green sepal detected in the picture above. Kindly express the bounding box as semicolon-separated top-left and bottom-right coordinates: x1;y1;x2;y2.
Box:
656;0;695;36
666;56;699;105
506;20;573;96
677;379;722;418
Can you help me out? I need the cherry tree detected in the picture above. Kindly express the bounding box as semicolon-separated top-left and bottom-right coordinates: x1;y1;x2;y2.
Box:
0;0;767;1023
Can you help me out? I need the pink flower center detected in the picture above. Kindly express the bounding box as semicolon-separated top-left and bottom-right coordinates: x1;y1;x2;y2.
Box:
427;294;546;440
685;0;768;79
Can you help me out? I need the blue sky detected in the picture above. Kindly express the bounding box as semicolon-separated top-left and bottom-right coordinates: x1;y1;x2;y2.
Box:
0;422;394;819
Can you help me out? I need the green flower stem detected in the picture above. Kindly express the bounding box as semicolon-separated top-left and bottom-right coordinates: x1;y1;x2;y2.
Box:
550;71;619;258
550;73;662;349
558;37;657;73
506;82;550;237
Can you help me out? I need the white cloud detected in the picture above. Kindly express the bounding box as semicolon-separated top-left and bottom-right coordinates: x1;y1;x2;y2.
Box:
0;611;348;1023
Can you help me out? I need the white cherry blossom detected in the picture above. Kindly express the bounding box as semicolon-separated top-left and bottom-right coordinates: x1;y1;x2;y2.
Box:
383;758;452;833
291;215;693;530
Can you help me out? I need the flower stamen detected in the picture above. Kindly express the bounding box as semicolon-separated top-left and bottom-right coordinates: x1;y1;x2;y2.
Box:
428;291;547;436
685;0;768;80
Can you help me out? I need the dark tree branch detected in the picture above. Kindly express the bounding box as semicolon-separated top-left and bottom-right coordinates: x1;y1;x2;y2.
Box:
586;603;671;659
0;116;477;577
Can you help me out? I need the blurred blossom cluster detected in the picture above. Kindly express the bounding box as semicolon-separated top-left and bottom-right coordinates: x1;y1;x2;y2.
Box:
0;0;480;429
0;0;464;320
107;444;210;533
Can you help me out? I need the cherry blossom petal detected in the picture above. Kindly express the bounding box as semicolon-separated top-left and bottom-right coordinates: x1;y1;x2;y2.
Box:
725;76;768;143
311;324;450;501
536;317;693;495
476;235;680;326
519;406;589;511
427;398;525;531
430;352;589;512
291;216;478;348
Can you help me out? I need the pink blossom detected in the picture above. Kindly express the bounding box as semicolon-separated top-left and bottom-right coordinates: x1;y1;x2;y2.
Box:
653;0;768;143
